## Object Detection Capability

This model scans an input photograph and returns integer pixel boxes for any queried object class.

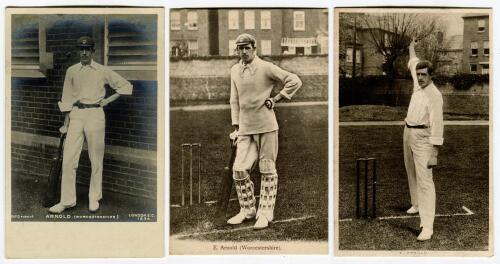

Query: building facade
[340,26,388,77]
[170,8,328,57]
[462,14,490,74]
[169,9,219,57]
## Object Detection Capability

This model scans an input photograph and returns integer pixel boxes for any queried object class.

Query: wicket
[355,158,377,219]
[181,143,202,206]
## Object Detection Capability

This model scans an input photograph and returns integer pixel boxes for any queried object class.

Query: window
[170,41,181,57]
[293,11,305,31]
[187,11,198,30]
[244,11,255,29]
[171,11,181,30]
[481,64,489,74]
[188,40,198,56]
[228,10,239,30]
[261,40,271,55]
[346,48,361,63]
[483,41,489,56]
[296,47,305,55]
[106,15,157,80]
[261,11,271,29]
[229,40,236,55]
[478,19,486,32]
[470,64,477,73]
[12,18,39,69]
[11,14,51,78]
[471,42,478,56]
[107,15,157,66]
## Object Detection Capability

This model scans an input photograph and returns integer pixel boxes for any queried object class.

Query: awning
[281,37,317,47]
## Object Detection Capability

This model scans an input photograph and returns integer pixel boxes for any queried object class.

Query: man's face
[416,68,432,88]
[237,43,255,64]
[79,46,94,65]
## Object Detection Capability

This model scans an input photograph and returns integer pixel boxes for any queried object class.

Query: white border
[0,0,498,263]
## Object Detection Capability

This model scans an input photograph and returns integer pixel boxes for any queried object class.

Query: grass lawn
[338,125,489,251]
[170,104,328,241]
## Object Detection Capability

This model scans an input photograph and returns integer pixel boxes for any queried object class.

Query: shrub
[448,74,489,90]
[339,75,390,90]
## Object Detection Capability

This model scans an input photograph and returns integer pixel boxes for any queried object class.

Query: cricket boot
[417,228,433,241]
[255,159,278,230]
[406,206,419,214]
[227,171,256,225]
[49,202,76,214]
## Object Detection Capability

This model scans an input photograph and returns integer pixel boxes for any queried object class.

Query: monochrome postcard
[169,8,329,254]
[334,7,492,256]
[5,7,164,258]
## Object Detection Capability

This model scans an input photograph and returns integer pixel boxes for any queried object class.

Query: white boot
[227,207,256,225]
[406,206,419,214]
[255,172,278,229]
[417,228,433,241]
[253,215,270,230]
[228,173,256,225]
[48,202,76,214]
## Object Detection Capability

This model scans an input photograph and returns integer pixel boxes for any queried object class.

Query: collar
[239,56,260,76]
[417,81,434,91]
[79,60,98,70]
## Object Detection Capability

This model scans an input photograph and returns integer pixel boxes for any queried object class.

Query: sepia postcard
[5,7,165,258]
[334,7,492,256]
[169,7,329,254]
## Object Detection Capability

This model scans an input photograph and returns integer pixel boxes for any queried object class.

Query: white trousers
[233,131,278,173]
[403,126,436,229]
[60,107,105,205]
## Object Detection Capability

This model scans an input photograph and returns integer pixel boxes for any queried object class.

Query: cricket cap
[77,36,94,48]
[235,33,256,47]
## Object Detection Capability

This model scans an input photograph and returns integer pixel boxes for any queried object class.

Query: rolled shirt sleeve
[267,64,302,100]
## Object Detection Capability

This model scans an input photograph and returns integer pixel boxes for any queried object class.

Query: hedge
[340,74,489,91]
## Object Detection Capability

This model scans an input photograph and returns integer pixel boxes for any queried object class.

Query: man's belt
[406,123,428,129]
[74,101,100,109]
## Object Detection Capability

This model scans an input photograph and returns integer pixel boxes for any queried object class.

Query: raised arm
[408,38,420,90]
[409,38,417,60]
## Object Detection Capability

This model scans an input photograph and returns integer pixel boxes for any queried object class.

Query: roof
[462,14,489,19]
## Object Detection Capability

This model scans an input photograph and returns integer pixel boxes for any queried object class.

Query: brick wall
[10,16,158,199]
[462,15,490,73]
[282,9,326,38]
[218,9,284,56]
[11,137,157,199]
[170,55,328,103]
[170,9,211,56]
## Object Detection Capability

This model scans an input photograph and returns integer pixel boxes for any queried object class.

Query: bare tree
[361,13,440,78]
